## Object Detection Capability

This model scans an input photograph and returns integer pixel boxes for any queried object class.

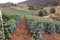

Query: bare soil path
[8,17,32,40]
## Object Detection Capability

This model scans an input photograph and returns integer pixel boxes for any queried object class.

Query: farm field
[0,7,60,40]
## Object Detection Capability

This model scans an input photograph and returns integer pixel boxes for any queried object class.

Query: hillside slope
[18,0,60,6]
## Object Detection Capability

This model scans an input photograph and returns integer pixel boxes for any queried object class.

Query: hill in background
[18,0,60,7]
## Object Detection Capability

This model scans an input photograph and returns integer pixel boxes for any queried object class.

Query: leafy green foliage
[0,22,4,40]
[50,7,55,13]
[38,10,48,16]
[0,7,60,40]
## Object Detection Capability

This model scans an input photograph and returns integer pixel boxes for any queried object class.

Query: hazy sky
[0,0,26,3]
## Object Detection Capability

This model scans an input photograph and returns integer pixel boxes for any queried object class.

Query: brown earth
[50,16,60,21]
[8,17,32,40]
[42,32,60,40]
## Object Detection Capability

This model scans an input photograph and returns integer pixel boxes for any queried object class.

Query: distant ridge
[18,0,60,6]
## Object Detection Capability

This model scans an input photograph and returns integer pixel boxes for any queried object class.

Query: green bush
[38,10,48,16]
[50,7,55,13]
[0,22,4,40]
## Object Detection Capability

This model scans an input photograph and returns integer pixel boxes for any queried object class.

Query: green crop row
[0,7,60,40]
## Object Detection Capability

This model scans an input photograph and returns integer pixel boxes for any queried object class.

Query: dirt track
[8,17,32,40]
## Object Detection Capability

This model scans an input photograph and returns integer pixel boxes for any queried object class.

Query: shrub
[38,11,44,16]
[43,10,48,16]
[38,10,48,16]
[50,7,55,13]
[28,5,35,10]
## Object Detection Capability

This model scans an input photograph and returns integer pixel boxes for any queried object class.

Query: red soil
[8,17,32,40]
[42,32,60,40]
[50,17,60,21]
[8,17,60,40]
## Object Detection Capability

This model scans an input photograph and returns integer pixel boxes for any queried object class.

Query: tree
[28,5,35,10]
[50,7,55,13]
[38,11,43,17]
[51,0,58,6]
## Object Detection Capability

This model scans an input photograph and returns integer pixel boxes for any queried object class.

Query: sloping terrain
[18,0,60,6]
[1,7,60,40]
